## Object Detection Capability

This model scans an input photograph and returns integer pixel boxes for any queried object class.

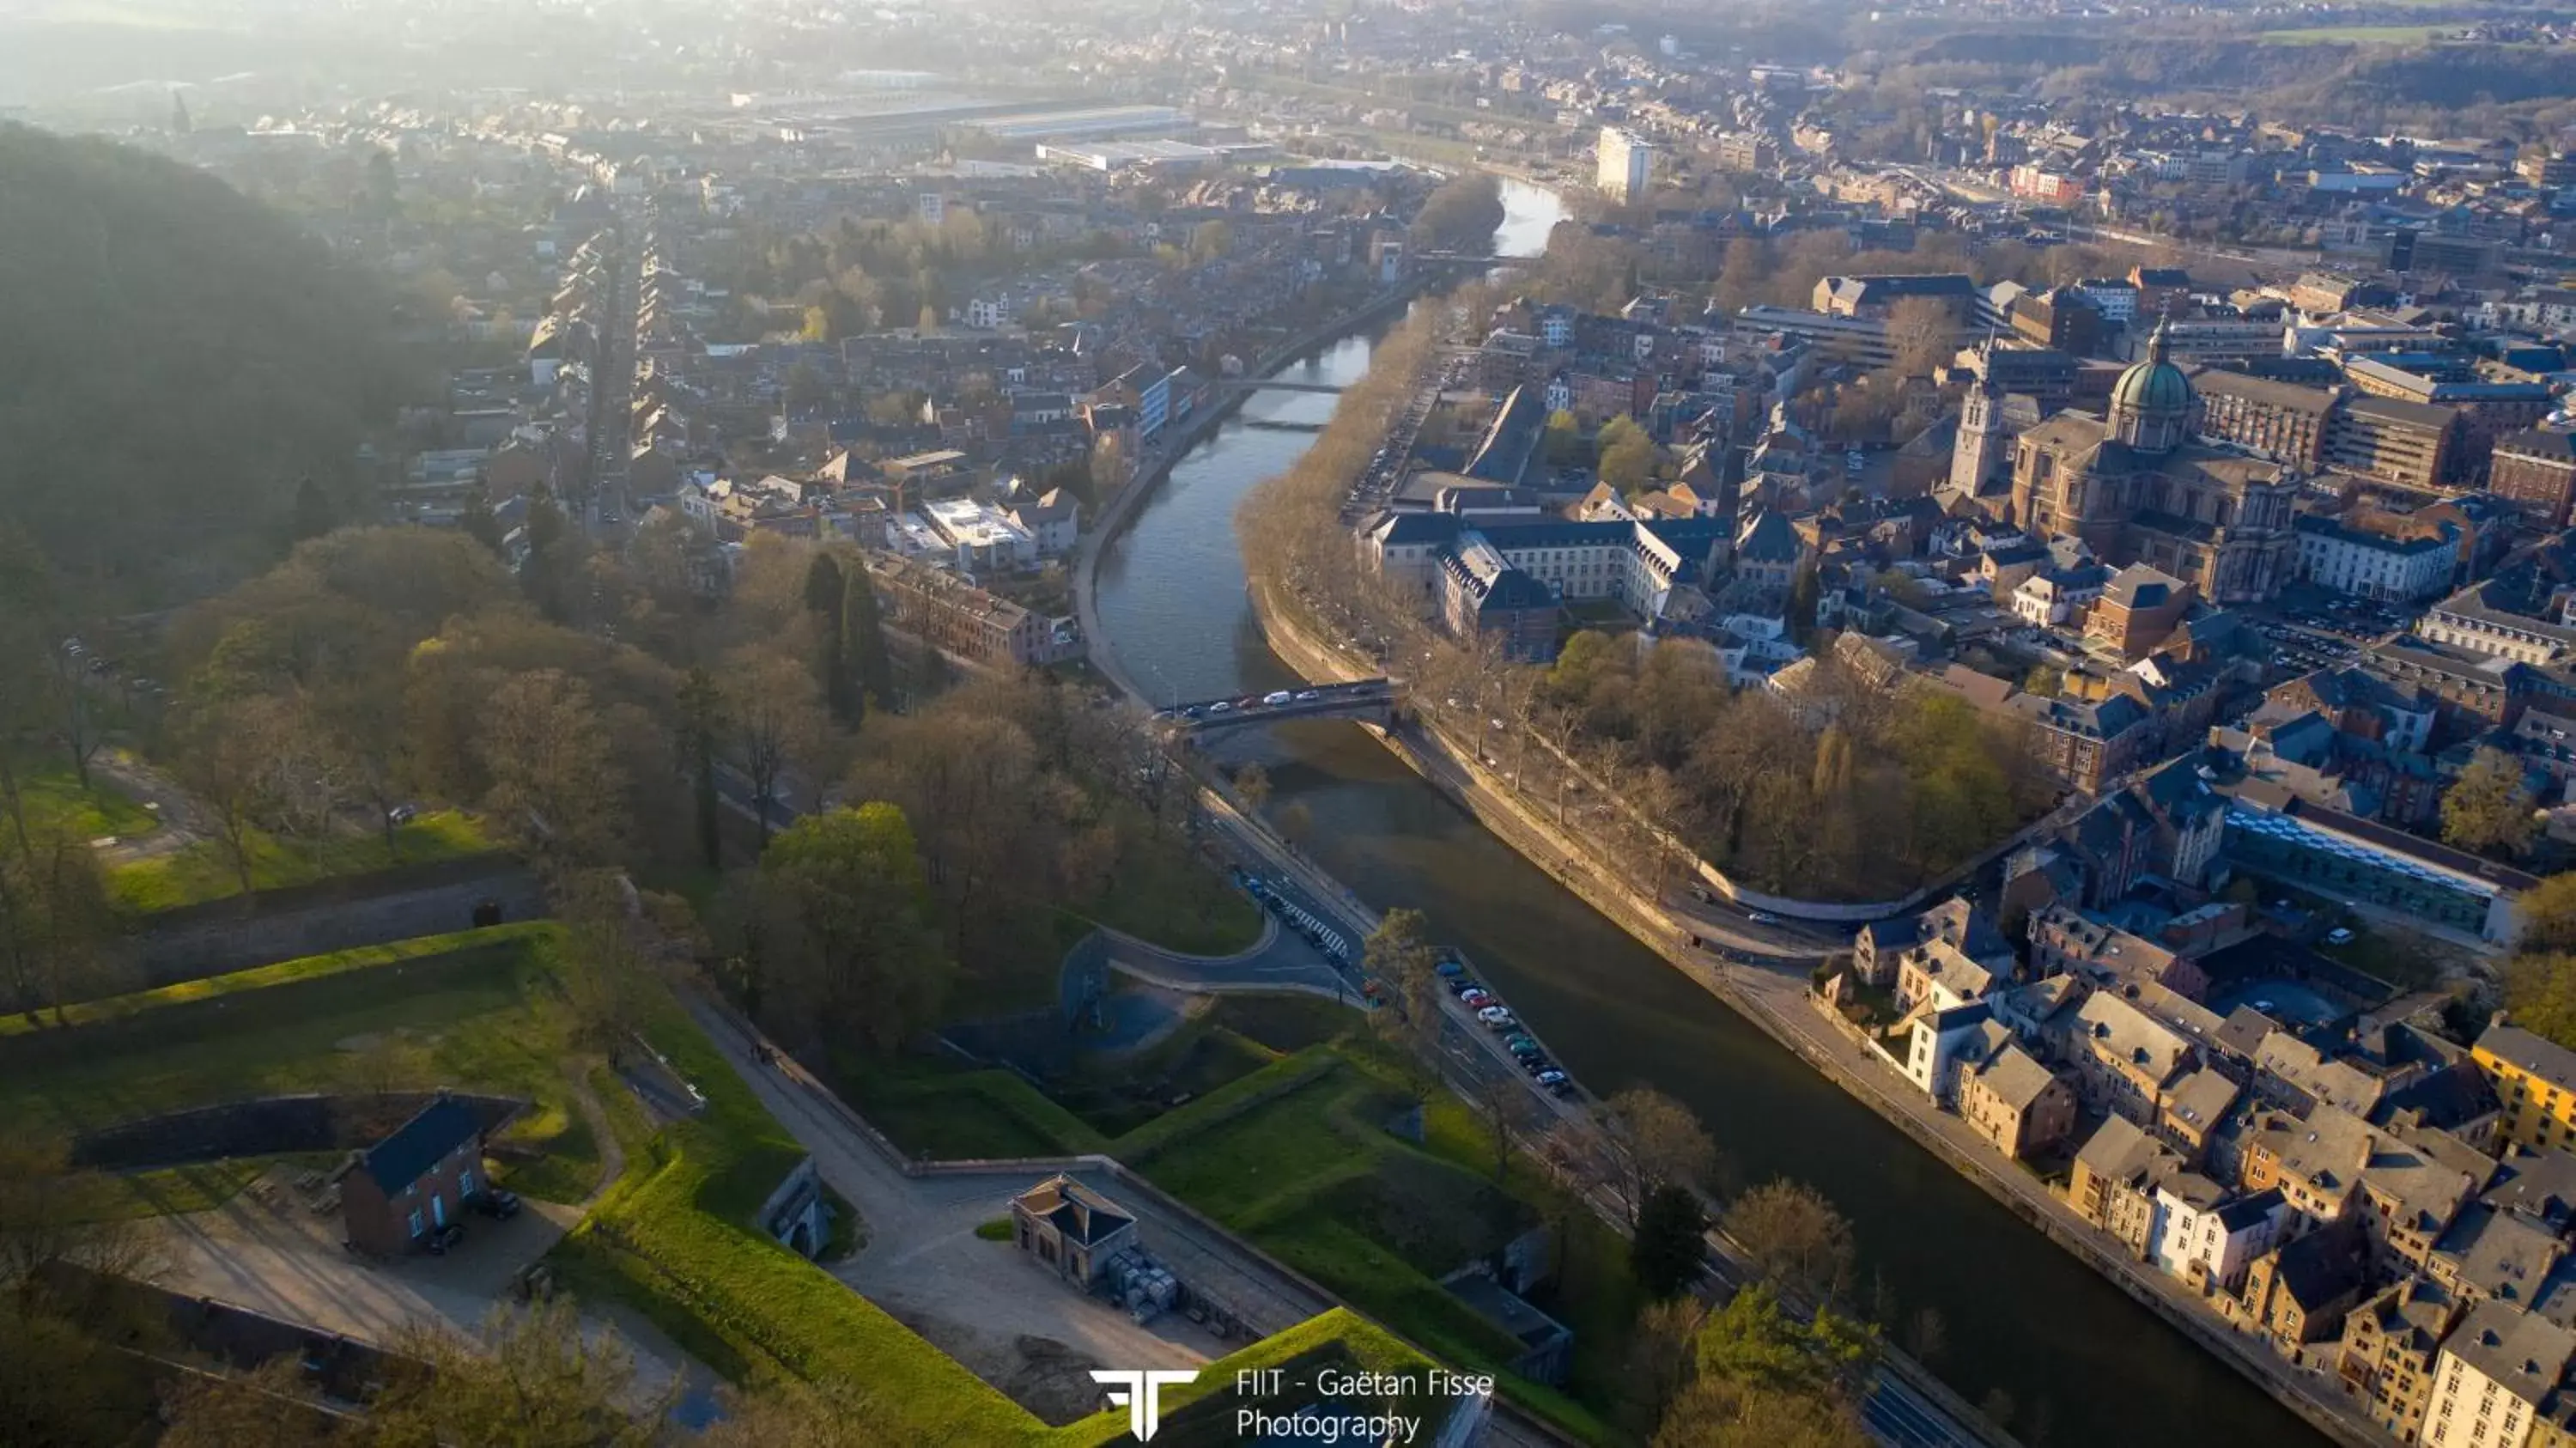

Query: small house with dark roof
[339,1095,489,1256]
[1010,1175,1139,1288]
[2241,1221,2371,1359]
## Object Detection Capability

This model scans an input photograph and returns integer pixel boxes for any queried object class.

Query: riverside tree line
[1236,293,2050,903]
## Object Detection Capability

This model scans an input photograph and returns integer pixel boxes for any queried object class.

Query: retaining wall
[70,1091,525,1172]
[129,857,541,992]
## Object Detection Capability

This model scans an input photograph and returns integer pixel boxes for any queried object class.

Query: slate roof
[2433,1205,2564,1304]
[2482,1025,2576,1096]
[2498,430,2576,464]
[1012,1175,1134,1246]
[1735,508,1804,564]
[2442,1301,2576,1404]
[358,1096,483,1196]
[1971,1044,2063,1112]
[2267,1222,2368,1311]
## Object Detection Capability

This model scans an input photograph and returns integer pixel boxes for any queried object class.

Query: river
[1089,176,2318,1448]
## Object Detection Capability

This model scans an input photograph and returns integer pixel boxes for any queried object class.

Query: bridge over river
[1153,677,1397,733]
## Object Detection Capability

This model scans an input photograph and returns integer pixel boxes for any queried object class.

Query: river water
[1089,176,2317,1448]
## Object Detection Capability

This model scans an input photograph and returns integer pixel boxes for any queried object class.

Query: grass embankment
[846,995,1352,1158]
[548,998,1042,1444]
[3,925,602,1204]
[15,760,158,840]
[0,922,553,1038]
[847,993,1623,1444]
[1140,1047,1625,1444]
[1082,843,1266,959]
[107,809,499,913]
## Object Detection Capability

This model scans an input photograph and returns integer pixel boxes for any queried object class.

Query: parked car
[425,1223,466,1255]
[1459,989,1494,1007]
[2324,927,2354,946]
[1519,1055,1554,1076]
[1534,1068,1568,1086]
[1448,977,1481,997]
[1477,1006,1513,1026]
[1504,1035,1540,1056]
[1546,1078,1577,1098]
[472,1189,522,1220]
[1434,960,1466,979]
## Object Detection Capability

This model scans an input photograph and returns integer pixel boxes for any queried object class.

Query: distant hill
[0,122,408,601]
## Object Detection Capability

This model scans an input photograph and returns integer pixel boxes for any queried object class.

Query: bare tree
[724,645,831,853]
[554,870,654,1065]
[170,694,301,901]
[1599,1087,1720,1226]
[1234,761,1273,814]
[1724,1177,1857,1309]
[361,1299,674,1448]
[1885,295,1961,379]
[477,669,629,872]
[1472,1067,1527,1185]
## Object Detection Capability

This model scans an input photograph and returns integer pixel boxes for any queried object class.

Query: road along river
[1088,175,2322,1448]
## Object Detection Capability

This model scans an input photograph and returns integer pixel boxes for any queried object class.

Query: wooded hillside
[0,124,408,600]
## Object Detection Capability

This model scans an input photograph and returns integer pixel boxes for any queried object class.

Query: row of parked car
[1434,958,1575,1098]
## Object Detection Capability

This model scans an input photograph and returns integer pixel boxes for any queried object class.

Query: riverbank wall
[1074,273,1443,706]
[1245,581,2388,1448]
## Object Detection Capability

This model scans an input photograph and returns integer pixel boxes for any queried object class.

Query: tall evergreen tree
[289,476,336,542]
[459,483,505,557]
[677,666,726,870]
[841,563,895,712]
[520,484,570,621]
[803,552,856,722]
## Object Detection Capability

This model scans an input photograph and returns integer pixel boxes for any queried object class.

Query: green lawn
[1049,1013,1281,1138]
[824,1013,1632,1441]
[1083,839,1265,958]
[12,760,157,842]
[106,809,499,913]
[3,927,601,1205]
[1134,1046,1622,1445]
[546,998,1044,1443]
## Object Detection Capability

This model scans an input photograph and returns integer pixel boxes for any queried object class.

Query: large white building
[2148,1178,2284,1293]
[2423,1302,2576,1448]
[1597,127,1653,204]
[2293,515,2458,603]
[922,497,1038,574]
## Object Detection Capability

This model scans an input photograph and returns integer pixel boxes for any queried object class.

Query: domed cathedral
[2107,319,2193,452]
[2002,316,2301,605]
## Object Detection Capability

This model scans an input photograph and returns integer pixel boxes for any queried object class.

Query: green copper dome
[2111,316,2193,417]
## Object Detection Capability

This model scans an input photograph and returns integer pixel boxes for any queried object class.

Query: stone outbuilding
[1010,1175,1139,1288]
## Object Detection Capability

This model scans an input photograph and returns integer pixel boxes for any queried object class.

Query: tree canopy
[0,124,410,601]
